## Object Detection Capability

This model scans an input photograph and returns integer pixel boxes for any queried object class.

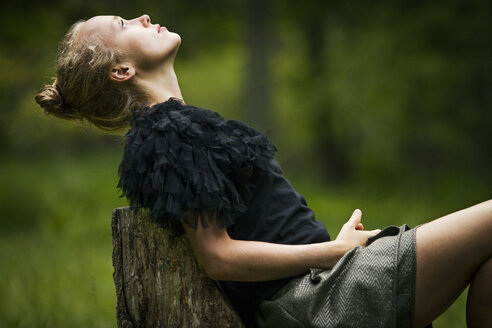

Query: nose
[138,14,151,27]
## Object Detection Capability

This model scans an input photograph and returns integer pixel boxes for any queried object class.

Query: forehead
[78,15,117,40]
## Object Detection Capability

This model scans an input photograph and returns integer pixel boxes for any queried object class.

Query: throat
[138,67,184,105]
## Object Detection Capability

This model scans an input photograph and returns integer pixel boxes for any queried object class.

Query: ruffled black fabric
[117,98,277,229]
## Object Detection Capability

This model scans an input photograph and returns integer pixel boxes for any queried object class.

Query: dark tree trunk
[298,2,351,184]
[111,207,245,328]
[244,0,272,133]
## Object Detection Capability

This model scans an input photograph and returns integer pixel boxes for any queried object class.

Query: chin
[166,36,181,62]
[170,33,181,53]
[170,32,181,46]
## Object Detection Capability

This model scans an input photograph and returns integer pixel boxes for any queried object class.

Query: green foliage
[177,44,245,118]
[0,151,126,327]
[269,0,491,183]
[0,0,489,327]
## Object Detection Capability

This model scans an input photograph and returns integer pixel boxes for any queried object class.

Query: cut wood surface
[111,206,245,328]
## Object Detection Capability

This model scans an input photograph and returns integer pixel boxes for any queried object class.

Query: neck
[136,64,184,105]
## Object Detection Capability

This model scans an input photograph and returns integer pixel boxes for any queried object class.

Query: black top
[118,99,331,327]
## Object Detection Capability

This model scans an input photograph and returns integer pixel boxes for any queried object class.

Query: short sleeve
[117,99,277,229]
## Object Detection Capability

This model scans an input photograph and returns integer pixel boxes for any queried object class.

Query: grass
[0,149,127,328]
[0,149,487,327]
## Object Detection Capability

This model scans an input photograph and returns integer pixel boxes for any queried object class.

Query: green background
[0,0,490,327]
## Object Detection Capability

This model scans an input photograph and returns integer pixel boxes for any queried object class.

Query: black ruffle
[117,98,277,229]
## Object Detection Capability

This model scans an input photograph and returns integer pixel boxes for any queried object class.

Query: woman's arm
[182,209,380,282]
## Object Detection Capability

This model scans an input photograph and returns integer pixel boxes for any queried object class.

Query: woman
[35,15,491,328]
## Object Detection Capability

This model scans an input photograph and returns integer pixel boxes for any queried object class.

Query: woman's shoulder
[118,99,277,229]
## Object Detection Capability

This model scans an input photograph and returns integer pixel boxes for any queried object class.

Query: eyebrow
[112,16,120,29]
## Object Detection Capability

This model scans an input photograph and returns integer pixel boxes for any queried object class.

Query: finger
[348,209,362,227]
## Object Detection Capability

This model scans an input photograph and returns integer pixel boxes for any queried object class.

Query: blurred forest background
[0,0,490,327]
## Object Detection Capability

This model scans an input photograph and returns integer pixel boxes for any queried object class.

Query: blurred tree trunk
[470,0,492,173]
[244,0,272,133]
[297,1,351,183]
[111,207,244,328]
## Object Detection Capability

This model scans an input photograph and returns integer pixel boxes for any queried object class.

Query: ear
[109,63,136,83]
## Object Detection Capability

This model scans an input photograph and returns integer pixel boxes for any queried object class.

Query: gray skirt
[255,225,420,328]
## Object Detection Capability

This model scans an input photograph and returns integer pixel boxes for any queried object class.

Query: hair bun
[35,83,82,121]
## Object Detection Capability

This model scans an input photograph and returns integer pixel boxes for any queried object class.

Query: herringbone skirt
[255,225,418,328]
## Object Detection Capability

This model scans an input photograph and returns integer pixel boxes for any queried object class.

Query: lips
[157,24,161,33]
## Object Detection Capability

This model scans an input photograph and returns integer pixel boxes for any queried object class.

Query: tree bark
[111,207,245,328]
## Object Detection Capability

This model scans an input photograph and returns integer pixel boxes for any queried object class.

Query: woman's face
[79,14,181,71]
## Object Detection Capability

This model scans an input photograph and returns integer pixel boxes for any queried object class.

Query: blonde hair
[35,20,148,131]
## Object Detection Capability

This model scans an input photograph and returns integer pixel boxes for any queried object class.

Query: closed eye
[120,19,126,29]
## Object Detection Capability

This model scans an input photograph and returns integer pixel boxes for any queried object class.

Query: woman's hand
[335,209,381,253]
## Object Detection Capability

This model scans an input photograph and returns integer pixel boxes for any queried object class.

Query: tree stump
[111,207,245,328]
